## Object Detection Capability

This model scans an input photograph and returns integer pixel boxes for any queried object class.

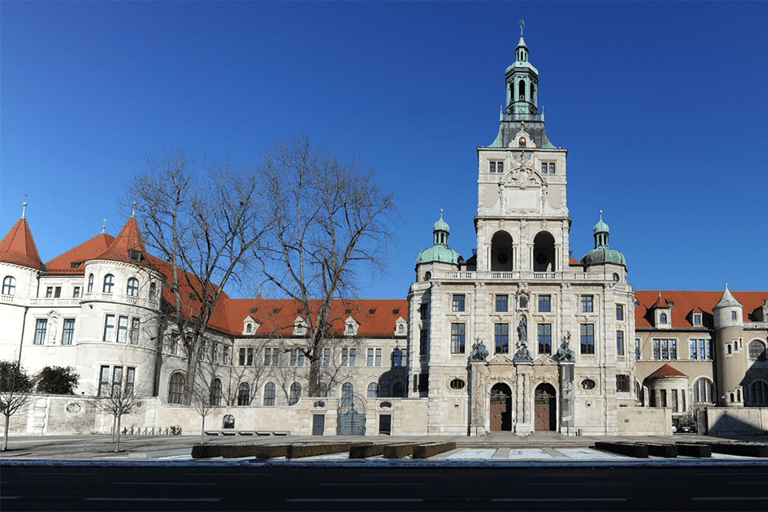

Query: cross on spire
[519,19,525,36]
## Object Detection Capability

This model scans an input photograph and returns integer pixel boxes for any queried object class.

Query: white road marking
[288,498,423,502]
[692,497,768,501]
[493,498,627,502]
[528,482,631,487]
[319,483,426,486]
[112,482,216,486]
[87,497,221,502]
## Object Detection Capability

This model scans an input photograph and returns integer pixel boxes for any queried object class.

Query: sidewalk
[1,431,763,463]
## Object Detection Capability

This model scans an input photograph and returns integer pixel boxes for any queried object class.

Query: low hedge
[191,443,289,459]
[287,442,370,459]
[646,444,677,458]
[676,443,712,458]
[350,443,389,459]
[413,442,457,459]
[710,442,768,458]
[593,442,648,458]
[383,443,417,459]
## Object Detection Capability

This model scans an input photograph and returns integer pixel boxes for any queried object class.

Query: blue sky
[2,1,767,300]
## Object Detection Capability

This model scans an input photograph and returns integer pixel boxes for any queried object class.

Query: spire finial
[519,19,525,36]
[102,219,107,234]
[21,202,27,219]
[131,201,137,218]
[440,208,444,217]
[599,209,603,220]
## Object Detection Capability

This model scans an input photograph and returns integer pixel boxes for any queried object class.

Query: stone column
[559,361,575,435]
[469,362,488,436]
[514,362,534,434]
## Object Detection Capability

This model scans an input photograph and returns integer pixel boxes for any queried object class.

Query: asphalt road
[3,463,768,511]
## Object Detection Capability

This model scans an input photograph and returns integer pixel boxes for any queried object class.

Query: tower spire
[21,202,27,219]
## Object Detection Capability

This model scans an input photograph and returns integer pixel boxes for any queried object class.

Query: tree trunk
[307,356,320,397]
[2,415,9,452]
[115,414,122,453]
[201,414,206,444]
[112,414,117,442]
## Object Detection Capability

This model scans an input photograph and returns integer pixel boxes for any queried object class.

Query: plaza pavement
[2,431,767,463]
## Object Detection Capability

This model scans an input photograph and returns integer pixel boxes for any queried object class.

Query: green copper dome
[580,212,627,267]
[417,211,462,266]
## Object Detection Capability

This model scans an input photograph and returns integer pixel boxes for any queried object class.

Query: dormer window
[246,324,252,333]
[693,313,702,326]
[659,312,668,324]
[346,324,354,334]
[129,249,143,263]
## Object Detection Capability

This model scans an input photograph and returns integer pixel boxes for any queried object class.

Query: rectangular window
[130,318,140,345]
[54,286,61,298]
[103,315,115,342]
[125,367,135,396]
[490,162,496,173]
[375,348,382,366]
[117,316,128,343]
[580,324,595,354]
[323,348,331,367]
[541,162,548,174]
[34,318,48,345]
[169,335,178,355]
[367,348,374,366]
[247,347,254,366]
[495,294,508,312]
[635,338,641,360]
[264,348,278,366]
[239,348,246,366]
[690,339,697,360]
[342,348,349,366]
[655,339,676,360]
[349,348,356,366]
[452,294,465,312]
[222,346,229,365]
[653,339,661,360]
[419,304,429,320]
[616,374,630,392]
[494,323,509,354]
[211,343,217,363]
[672,389,679,412]
[46,287,53,298]
[73,287,81,298]
[659,389,667,408]
[99,366,110,397]
[617,331,625,356]
[62,319,75,345]
[538,323,552,355]
[538,295,551,312]
[549,162,555,174]
[691,339,710,360]
[670,339,677,359]
[497,162,503,173]
[705,339,712,359]
[451,323,466,354]
[581,295,594,313]
[420,329,428,355]
[199,341,206,360]
[616,304,624,321]
[693,313,702,325]
[112,366,123,396]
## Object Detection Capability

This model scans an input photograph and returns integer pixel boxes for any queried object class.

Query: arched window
[533,231,556,272]
[659,313,668,324]
[2,276,16,296]
[222,414,235,429]
[518,79,526,100]
[210,378,222,406]
[490,231,514,272]
[317,382,328,398]
[168,372,185,404]
[748,381,768,405]
[692,378,714,403]
[392,382,405,398]
[149,282,157,302]
[289,382,302,405]
[103,274,114,293]
[367,382,379,398]
[87,274,94,294]
[263,382,275,406]
[749,340,767,361]
[342,382,354,399]
[127,278,139,296]
[237,382,250,406]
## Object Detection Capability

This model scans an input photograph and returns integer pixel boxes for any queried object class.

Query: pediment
[533,354,558,366]
[489,354,515,365]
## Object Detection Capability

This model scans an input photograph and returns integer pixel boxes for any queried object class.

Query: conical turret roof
[93,217,151,266]
[0,208,45,271]
[715,284,742,309]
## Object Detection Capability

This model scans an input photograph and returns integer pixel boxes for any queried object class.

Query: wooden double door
[534,383,557,431]
[490,383,512,431]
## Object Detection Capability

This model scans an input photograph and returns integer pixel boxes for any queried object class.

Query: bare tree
[127,152,268,404]
[258,136,397,396]
[192,387,215,444]
[0,361,34,452]
[88,384,145,453]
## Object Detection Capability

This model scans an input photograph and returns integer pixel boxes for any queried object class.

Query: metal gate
[337,392,366,435]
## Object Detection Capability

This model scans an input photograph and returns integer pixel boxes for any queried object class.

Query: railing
[441,270,629,284]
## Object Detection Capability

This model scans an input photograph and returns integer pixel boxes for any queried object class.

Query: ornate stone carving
[470,340,489,362]
[556,331,576,362]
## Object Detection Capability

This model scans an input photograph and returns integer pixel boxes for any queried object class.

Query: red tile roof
[635,290,768,328]
[0,218,45,271]
[46,233,115,274]
[93,217,151,266]
[647,363,687,379]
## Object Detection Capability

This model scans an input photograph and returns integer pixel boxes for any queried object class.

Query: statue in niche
[517,316,527,342]
[513,316,532,362]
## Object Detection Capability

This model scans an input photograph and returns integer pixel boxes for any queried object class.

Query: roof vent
[71,262,81,268]
[369,309,376,315]
[273,308,281,314]
[345,309,352,314]
[392,309,400,314]
[250,308,258,314]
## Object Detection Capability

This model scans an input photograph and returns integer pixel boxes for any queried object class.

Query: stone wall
[707,407,768,436]
[617,407,672,435]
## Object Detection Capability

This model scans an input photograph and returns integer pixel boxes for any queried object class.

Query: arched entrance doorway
[534,383,557,431]
[490,383,512,431]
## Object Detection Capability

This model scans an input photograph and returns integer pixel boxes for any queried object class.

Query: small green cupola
[416,210,462,266]
[580,211,627,267]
